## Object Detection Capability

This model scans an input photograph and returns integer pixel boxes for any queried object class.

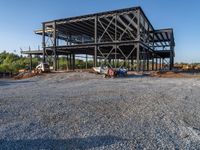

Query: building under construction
[22,6,175,71]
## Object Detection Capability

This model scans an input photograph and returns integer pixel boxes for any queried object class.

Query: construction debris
[92,66,127,78]
[92,66,108,75]
[150,71,200,78]
[14,70,38,80]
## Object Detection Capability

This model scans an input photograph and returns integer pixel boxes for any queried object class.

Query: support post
[73,53,75,71]
[30,54,32,71]
[66,54,69,71]
[142,49,145,71]
[136,44,140,71]
[108,58,111,66]
[117,59,119,68]
[152,57,154,70]
[123,58,126,67]
[159,58,162,70]
[131,53,133,71]
[156,58,158,71]
[152,30,155,71]
[170,51,174,70]
[53,21,57,71]
[57,55,59,70]
[169,32,174,70]
[86,54,88,69]
[94,15,98,67]
[28,46,32,71]
[147,50,149,71]
[136,9,141,72]
[69,54,72,70]
[42,23,46,63]
[114,14,117,69]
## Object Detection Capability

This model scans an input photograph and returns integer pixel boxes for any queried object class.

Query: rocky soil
[0,72,200,149]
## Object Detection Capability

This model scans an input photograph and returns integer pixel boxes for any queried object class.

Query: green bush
[0,51,41,73]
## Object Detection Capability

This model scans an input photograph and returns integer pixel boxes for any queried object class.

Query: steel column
[136,9,141,72]
[29,54,32,71]
[42,23,46,62]
[57,55,59,70]
[69,53,72,70]
[131,54,133,71]
[53,21,57,71]
[159,58,162,70]
[94,15,98,67]
[152,57,154,70]
[147,50,149,71]
[156,57,158,71]
[86,54,88,69]
[170,51,173,70]
[114,14,117,69]
[72,53,75,70]
[66,54,69,71]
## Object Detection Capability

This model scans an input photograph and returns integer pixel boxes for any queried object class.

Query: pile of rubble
[150,71,200,78]
[13,70,40,80]
[92,66,127,78]
[14,62,51,80]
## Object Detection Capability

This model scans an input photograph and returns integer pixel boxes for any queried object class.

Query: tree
[0,51,28,73]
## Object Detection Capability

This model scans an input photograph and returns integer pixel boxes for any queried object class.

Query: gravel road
[0,72,200,149]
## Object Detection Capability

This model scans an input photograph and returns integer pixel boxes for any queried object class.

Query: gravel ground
[0,72,200,149]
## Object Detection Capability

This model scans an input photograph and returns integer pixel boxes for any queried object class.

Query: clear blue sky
[0,0,199,62]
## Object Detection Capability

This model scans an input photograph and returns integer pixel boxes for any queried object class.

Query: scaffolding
[22,6,175,71]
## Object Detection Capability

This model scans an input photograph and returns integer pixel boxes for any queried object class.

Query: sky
[0,0,199,63]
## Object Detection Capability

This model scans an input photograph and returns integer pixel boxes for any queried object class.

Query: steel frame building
[22,6,175,71]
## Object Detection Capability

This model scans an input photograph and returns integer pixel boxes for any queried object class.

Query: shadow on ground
[117,74,150,79]
[0,135,127,149]
[0,80,34,86]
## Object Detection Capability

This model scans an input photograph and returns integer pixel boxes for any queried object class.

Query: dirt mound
[14,71,39,80]
[151,71,200,78]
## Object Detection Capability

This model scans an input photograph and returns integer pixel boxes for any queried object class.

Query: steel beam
[98,17,115,42]
[117,16,136,40]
